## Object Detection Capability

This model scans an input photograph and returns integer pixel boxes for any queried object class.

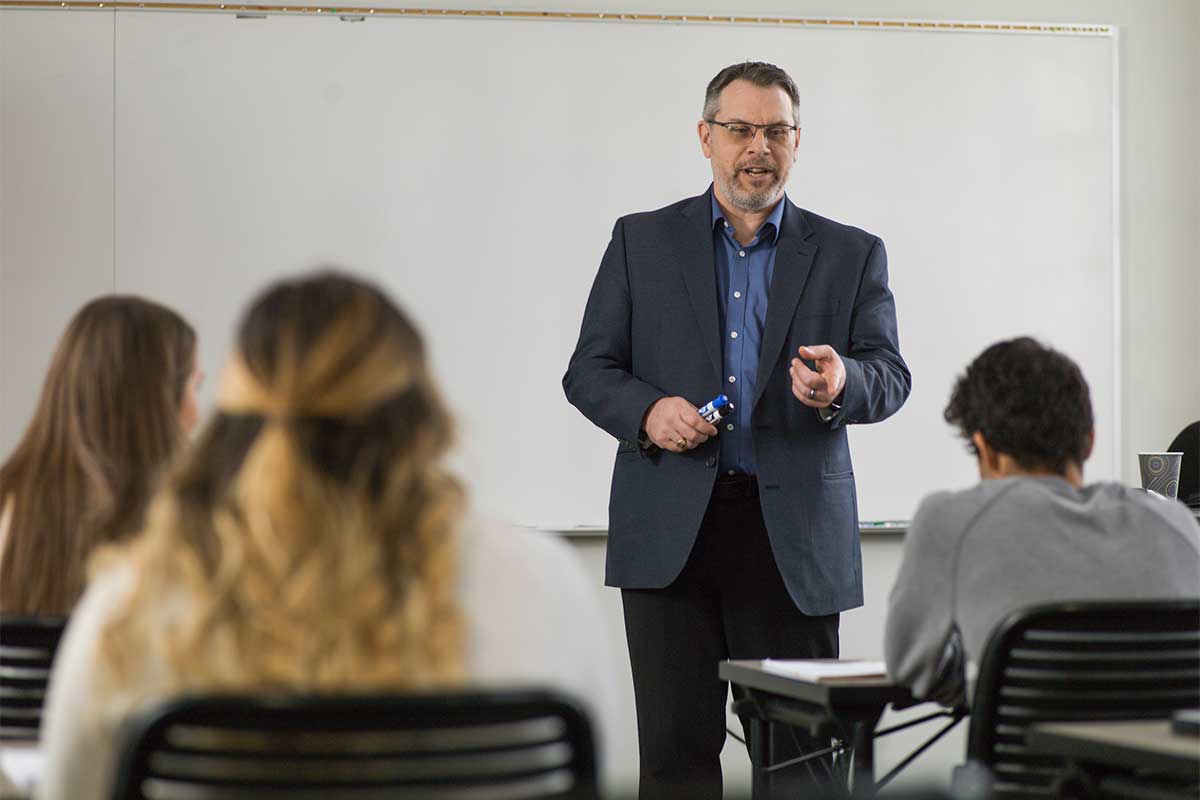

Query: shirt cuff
[817,395,843,423]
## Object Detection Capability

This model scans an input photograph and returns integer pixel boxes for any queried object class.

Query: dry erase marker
[697,394,730,424]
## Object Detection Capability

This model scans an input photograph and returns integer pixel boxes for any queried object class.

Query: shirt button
[734,291,742,299]
[728,470,737,476]
[705,456,716,467]
[730,331,738,339]
[738,250,746,257]
[726,423,735,431]
[728,376,736,383]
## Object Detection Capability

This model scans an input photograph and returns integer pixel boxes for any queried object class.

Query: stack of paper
[761,659,889,683]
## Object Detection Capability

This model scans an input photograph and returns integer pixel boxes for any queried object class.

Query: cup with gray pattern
[1138,452,1183,499]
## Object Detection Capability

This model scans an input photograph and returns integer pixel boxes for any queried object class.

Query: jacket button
[705,456,716,468]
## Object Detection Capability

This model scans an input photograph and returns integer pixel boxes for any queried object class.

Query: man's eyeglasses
[706,120,799,145]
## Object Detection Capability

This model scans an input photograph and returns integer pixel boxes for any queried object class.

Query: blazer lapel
[677,195,722,381]
[753,201,816,411]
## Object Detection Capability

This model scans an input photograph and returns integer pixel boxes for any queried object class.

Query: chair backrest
[0,615,68,741]
[965,599,1200,798]
[111,689,598,800]
[1166,420,1199,507]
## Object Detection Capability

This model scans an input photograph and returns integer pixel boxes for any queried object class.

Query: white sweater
[37,520,617,800]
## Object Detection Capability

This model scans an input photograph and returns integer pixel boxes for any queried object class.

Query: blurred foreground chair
[110,688,598,799]
[960,599,1200,799]
[0,616,68,741]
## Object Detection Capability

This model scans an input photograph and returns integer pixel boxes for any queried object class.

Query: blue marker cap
[697,394,730,421]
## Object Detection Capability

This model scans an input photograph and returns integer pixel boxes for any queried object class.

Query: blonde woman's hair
[98,272,464,701]
[0,295,195,615]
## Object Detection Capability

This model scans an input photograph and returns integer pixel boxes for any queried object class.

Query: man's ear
[698,120,713,159]
[1082,429,1095,461]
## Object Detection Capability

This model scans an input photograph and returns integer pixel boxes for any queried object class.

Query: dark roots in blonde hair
[100,271,465,697]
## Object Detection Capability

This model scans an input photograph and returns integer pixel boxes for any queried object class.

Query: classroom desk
[719,660,917,799]
[1026,720,1200,798]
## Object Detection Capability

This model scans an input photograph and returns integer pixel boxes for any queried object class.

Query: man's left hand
[791,344,845,408]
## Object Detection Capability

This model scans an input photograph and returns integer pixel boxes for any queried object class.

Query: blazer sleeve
[829,236,910,429]
[562,219,667,445]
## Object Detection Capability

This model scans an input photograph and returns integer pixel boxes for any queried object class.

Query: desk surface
[720,660,926,799]
[719,660,914,713]
[1027,720,1200,780]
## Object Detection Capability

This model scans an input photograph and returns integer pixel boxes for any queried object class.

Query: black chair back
[0,615,67,741]
[1166,420,1199,507]
[966,599,1200,798]
[111,689,598,799]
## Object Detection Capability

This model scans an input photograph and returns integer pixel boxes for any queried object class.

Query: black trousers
[621,477,840,799]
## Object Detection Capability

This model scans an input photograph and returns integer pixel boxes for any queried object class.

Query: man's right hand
[642,397,719,453]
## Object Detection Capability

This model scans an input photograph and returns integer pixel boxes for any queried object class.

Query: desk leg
[750,718,841,799]
[849,712,884,799]
[748,716,771,799]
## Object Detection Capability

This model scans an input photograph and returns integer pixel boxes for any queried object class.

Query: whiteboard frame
[0,2,1115,36]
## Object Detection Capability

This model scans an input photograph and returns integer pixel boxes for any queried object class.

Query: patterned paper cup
[1138,452,1183,499]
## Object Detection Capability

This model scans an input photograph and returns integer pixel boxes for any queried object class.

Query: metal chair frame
[965,599,1200,799]
[110,688,599,800]
[0,615,68,741]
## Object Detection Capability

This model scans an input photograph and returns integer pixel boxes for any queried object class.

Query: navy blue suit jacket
[563,191,910,615]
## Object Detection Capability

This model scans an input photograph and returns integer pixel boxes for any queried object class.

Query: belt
[711,473,758,501]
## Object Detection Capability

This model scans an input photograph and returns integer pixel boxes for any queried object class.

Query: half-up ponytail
[97,272,465,703]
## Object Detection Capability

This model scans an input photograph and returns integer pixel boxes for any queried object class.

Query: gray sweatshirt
[884,476,1200,706]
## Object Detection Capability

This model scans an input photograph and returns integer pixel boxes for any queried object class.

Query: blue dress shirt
[712,190,786,476]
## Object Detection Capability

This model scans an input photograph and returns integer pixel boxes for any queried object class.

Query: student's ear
[1082,429,1095,461]
[972,432,1001,478]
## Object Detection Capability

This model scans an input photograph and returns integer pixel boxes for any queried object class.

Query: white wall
[1,1,1196,797]
[0,11,115,434]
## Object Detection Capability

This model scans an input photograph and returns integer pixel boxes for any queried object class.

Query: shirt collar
[710,187,787,244]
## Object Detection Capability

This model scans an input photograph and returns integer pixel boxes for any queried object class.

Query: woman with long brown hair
[0,295,199,616]
[39,272,614,799]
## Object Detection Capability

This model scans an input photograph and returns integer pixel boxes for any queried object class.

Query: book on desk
[760,658,889,683]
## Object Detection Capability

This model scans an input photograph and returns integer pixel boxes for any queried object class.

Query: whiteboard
[1,10,1117,525]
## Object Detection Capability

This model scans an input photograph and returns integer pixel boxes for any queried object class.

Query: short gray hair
[702,61,801,127]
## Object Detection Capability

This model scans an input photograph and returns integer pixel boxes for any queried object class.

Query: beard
[714,164,786,212]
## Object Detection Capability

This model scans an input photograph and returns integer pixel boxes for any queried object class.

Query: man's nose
[745,127,770,152]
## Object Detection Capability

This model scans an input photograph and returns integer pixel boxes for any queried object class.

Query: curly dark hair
[944,337,1093,474]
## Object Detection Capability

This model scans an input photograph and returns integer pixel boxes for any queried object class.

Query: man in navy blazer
[564,62,910,798]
